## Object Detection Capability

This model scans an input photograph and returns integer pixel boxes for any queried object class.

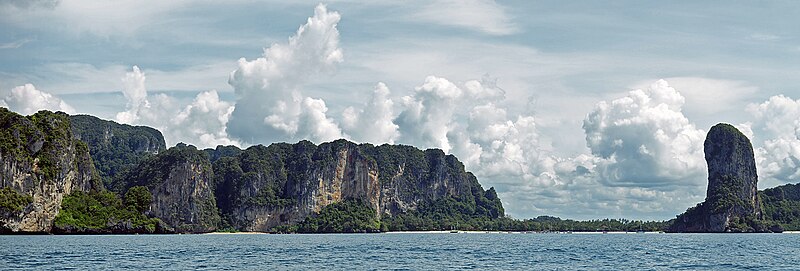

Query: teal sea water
[1,233,798,270]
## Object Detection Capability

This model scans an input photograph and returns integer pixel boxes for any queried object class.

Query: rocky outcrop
[70,115,165,190]
[669,123,766,232]
[120,144,219,233]
[212,139,501,232]
[0,109,100,233]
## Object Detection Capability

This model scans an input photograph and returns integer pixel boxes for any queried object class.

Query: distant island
[1,108,799,234]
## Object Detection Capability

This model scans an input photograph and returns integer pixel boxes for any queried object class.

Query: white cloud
[632,77,758,117]
[746,95,800,187]
[412,0,518,35]
[0,83,75,115]
[173,90,238,147]
[583,79,707,188]
[465,79,711,220]
[395,76,464,153]
[341,82,400,144]
[116,66,148,124]
[227,3,345,144]
[115,66,238,148]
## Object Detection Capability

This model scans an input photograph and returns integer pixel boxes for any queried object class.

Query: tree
[125,186,152,213]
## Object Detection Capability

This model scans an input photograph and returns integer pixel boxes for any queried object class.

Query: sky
[2,0,800,220]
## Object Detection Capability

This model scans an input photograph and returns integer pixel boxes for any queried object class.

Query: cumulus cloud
[746,95,800,187]
[227,3,344,144]
[0,83,75,115]
[116,66,149,124]
[583,79,707,188]
[173,90,238,147]
[456,79,711,220]
[632,77,758,117]
[395,76,464,153]
[115,66,238,148]
[389,75,552,187]
[342,82,399,144]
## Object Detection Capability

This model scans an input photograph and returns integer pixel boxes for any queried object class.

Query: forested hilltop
[4,110,800,233]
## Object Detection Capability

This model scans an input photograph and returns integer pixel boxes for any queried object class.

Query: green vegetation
[274,193,666,233]
[53,189,163,233]
[70,115,165,190]
[0,108,39,165]
[212,143,301,227]
[380,195,665,232]
[382,190,504,231]
[117,143,209,190]
[204,145,242,163]
[0,109,76,182]
[116,143,220,232]
[761,182,800,231]
[360,143,428,184]
[29,111,73,180]
[0,187,33,214]
[124,186,152,213]
[706,175,747,213]
[294,200,381,233]
[709,123,747,140]
[671,197,780,233]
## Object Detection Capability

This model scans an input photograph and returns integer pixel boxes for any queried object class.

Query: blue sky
[3,0,800,220]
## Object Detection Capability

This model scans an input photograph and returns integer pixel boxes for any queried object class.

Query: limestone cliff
[669,123,765,232]
[1,110,502,234]
[120,144,219,233]
[0,109,100,233]
[212,139,502,232]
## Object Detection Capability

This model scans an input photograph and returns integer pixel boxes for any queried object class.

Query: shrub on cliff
[124,186,152,213]
[0,187,32,214]
[296,199,381,233]
[53,190,162,233]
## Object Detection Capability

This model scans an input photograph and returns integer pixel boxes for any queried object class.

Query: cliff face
[121,144,219,233]
[1,110,501,234]
[213,139,501,232]
[0,109,100,233]
[703,123,761,231]
[669,123,764,232]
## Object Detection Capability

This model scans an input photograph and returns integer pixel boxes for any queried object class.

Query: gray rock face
[219,140,486,232]
[120,144,219,233]
[149,161,218,233]
[0,110,100,233]
[669,123,763,232]
[704,123,761,231]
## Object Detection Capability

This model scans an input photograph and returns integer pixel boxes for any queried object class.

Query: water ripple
[1,233,799,270]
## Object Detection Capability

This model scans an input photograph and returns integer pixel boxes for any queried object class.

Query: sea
[1,232,798,270]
